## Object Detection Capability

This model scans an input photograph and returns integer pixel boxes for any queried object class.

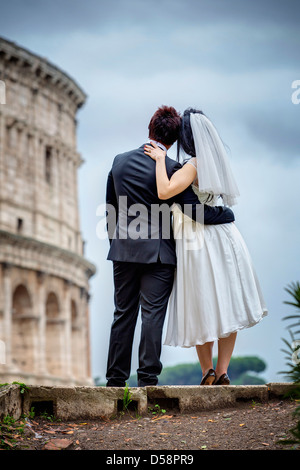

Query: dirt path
[9,398,298,452]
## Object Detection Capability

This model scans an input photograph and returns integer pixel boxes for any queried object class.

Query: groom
[105,105,235,387]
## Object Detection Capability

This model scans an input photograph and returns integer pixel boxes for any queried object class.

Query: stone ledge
[0,230,96,280]
[147,384,269,413]
[22,385,148,420]
[0,383,298,421]
[0,383,23,420]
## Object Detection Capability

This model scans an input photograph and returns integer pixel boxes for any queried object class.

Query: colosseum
[0,37,96,386]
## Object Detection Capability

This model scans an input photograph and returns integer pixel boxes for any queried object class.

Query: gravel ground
[11,398,299,452]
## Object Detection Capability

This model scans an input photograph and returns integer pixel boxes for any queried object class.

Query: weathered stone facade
[0,37,96,386]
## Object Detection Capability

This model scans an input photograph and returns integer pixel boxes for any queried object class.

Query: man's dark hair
[148,105,181,146]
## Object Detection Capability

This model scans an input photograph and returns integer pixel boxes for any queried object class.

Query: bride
[144,108,268,385]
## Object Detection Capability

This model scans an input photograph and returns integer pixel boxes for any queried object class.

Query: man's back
[106,144,235,265]
[112,145,163,207]
[106,144,179,264]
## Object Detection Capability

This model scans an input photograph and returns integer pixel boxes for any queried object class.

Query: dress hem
[163,309,268,348]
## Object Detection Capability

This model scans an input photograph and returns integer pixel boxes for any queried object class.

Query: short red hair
[148,105,181,146]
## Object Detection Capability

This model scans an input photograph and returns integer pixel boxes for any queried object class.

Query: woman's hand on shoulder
[144,142,166,161]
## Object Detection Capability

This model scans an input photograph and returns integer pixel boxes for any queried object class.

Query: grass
[122,383,133,411]
[0,415,26,450]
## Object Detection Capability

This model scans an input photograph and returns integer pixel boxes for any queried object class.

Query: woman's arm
[144,143,197,200]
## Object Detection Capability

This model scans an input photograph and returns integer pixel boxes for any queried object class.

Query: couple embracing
[105,106,267,387]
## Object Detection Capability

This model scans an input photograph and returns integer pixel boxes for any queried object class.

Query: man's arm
[106,169,118,242]
[175,185,235,224]
[168,161,235,225]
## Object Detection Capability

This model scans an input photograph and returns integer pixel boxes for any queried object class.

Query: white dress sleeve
[185,157,197,169]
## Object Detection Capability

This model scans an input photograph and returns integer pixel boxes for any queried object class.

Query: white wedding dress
[164,177,268,348]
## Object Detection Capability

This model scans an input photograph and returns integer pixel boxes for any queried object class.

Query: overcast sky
[0,0,299,383]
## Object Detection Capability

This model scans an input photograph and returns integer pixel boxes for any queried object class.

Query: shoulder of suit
[114,146,144,160]
[114,150,132,161]
[111,147,182,170]
[112,148,138,166]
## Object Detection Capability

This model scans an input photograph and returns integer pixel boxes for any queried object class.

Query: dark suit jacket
[106,144,235,265]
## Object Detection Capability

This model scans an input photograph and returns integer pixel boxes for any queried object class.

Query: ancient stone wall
[0,37,96,386]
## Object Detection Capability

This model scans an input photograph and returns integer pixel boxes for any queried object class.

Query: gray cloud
[0,0,299,75]
[1,0,299,31]
[245,108,300,161]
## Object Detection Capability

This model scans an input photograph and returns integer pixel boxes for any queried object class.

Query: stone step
[0,383,297,421]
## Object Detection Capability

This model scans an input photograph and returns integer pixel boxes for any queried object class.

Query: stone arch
[12,284,31,316]
[11,284,38,372]
[11,277,34,308]
[45,291,63,377]
[46,291,60,319]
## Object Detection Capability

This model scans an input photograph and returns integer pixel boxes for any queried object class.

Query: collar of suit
[148,140,168,153]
